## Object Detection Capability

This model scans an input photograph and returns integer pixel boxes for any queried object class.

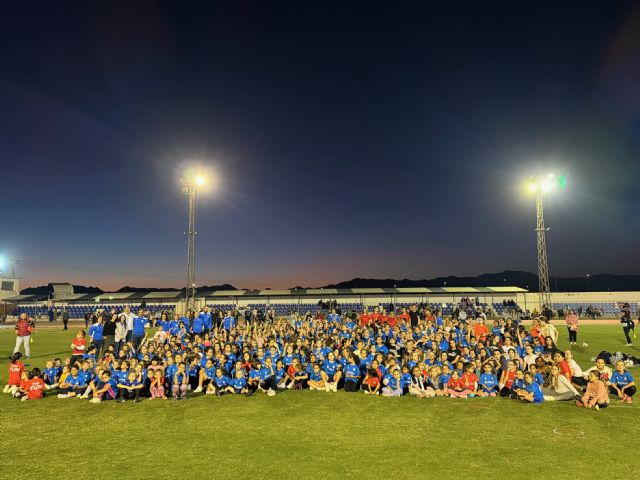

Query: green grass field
[0,325,638,480]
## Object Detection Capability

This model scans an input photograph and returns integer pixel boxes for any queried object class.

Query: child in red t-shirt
[70,330,88,367]
[3,352,25,395]
[363,368,380,395]
[447,370,467,398]
[19,368,45,401]
[461,364,479,398]
[13,371,30,398]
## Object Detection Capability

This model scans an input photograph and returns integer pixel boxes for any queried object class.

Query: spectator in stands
[13,313,34,360]
[565,309,579,345]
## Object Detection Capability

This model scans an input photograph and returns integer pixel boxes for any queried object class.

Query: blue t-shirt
[230,377,247,391]
[66,374,86,388]
[223,316,236,330]
[191,316,204,333]
[132,316,150,336]
[344,364,360,381]
[213,375,230,388]
[526,381,544,403]
[479,373,498,391]
[88,323,104,341]
[610,371,634,388]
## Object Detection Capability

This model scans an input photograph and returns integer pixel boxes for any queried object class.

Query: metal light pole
[527,174,565,311]
[535,188,551,308]
[180,174,206,311]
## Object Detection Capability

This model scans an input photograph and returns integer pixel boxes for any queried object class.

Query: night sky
[1,1,639,290]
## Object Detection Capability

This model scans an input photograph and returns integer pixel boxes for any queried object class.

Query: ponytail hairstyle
[10,352,22,363]
[30,367,42,379]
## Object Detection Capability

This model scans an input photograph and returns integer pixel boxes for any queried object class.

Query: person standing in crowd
[61,308,69,330]
[13,313,34,360]
[408,305,420,327]
[619,303,635,346]
[132,309,150,347]
[565,309,579,345]
[88,315,105,359]
[102,313,117,352]
[120,306,135,343]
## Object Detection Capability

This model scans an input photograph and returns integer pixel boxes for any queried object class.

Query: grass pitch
[0,325,638,480]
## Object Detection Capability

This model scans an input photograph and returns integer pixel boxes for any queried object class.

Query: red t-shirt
[359,314,371,327]
[473,324,489,341]
[72,337,87,355]
[380,315,389,324]
[8,361,24,386]
[448,377,464,390]
[461,372,479,390]
[397,313,410,324]
[370,313,381,324]
[366,376,380,388]
[558,360,572,379]
[26,378,45,399]
[503,370,516,389]
[387,316,397,327]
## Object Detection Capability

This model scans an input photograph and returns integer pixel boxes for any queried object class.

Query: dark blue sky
[1,1,639,290]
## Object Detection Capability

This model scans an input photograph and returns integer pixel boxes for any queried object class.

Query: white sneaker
[89,398,101,404]
[57,394,69,399]
[332,383,338,392]
[193,387,203,393]
[2,385,10,394]
[626,343,633,347]
[267,389,276,397]
[21,396,28,402]
[324,384,330,392]
[286,383,294,390]
[81,394,89,399]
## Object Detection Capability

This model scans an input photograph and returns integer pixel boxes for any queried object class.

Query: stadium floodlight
[180,170,210,311]
[525,173,566,310]
[0,255,6,272]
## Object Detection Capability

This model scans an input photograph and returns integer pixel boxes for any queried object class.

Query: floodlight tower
[526,174,565,310]
[180,173,207,311]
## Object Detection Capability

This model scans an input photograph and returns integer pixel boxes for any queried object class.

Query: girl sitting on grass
[172,362,188,400]
[577,370,609,410]
[149,369,166,399]
[381,368,403,397]
[3,352,24,395]
[542,364,579,402]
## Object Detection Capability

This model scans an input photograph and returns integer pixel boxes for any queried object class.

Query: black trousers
[623,326,633,344]
[344,380,360,392]
[259,377,277,391]
[567,327,577,343]
[609,385,636,397]
[119,388,140,400]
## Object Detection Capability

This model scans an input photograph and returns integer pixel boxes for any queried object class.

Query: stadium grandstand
[2,284,638,321]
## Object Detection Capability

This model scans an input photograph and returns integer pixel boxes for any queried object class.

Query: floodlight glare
[527,182,538,193]
[195,175,206,187]
[0,255,6,271]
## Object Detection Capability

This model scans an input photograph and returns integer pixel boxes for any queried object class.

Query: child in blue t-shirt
[478,363,499,397]
[609,360,636,404]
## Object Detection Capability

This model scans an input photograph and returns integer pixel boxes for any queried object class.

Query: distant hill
[18,273,640,295]
[20,284,104,296]
[322,271,640,292]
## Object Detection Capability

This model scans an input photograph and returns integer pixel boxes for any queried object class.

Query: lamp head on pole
[526,173,567,195]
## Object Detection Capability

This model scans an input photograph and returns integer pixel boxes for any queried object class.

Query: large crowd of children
[4,305,636,410]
